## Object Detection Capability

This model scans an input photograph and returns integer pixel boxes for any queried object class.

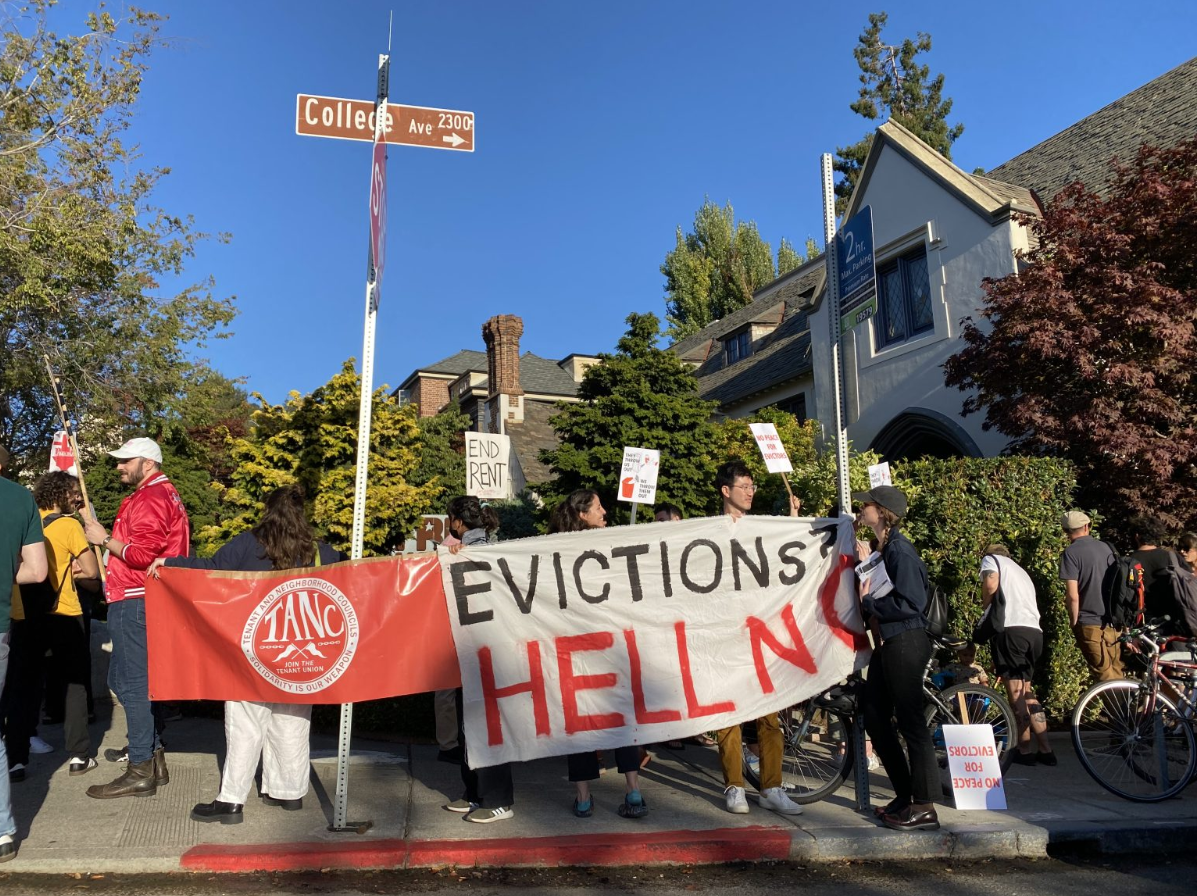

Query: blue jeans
[107,599,160,764]
[0,631,15,837]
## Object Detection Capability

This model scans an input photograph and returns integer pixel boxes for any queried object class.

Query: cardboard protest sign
[440,515,870,768]
[943,724,1007,810]
[466,432,513,500]
[867,461,892,488]
[748,423,793,473]
[618,447,661,504]
[49,431,78,477]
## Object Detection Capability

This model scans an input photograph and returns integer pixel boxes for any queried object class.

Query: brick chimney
[482,314,524,433]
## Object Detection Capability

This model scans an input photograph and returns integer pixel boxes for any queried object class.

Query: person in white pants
[150,485,347,824]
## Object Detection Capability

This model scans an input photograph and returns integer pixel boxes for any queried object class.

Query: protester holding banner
[149,485,345,824]
[83,438,190,800]
[548,489,648,820]
[712,461,804,817]
[2,472,100,783]
[440,496,517,824]
[852,484,941,832]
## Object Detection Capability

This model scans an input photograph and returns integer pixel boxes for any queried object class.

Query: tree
[834,12,964,214]
[196,361,429,556]
[943,138,1197,539]
[411,400,471,511]
[710,408,818,516]
[0,2,235,464]
[541,313,719,520]
[662,200,818,340]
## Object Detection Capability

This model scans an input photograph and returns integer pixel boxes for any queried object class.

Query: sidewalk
[8,704,1197,873]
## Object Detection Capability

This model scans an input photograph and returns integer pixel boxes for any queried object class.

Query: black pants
[455,689,514,807]
[862,626,938,805]
[567,746,640,782]
[2,615,92,765]
[44,597,96,720]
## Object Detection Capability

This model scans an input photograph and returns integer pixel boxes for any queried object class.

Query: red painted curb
[180,826,793,872]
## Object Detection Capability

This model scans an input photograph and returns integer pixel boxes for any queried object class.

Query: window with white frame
[724,329,752,365]
[874,247,933,348]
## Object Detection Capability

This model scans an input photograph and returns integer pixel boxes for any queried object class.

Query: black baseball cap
[851,485,908,519]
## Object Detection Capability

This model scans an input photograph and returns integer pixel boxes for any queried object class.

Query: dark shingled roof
[669,262,824,409]
[419,350,488,376]
[506,399,561,485]
[406,350,581,398]
[987,57,1197,200]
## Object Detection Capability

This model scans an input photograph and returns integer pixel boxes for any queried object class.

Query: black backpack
[924,584,949,638]
[18,513,69,616]
[1102,556,1145,628]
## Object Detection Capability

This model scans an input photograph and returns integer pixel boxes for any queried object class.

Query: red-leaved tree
[944,138,1197,540]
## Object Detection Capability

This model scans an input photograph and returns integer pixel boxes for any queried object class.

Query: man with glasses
[712,460,803,816]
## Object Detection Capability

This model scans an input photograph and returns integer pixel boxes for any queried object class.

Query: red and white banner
[146,554,460,703]
[440,515,869,768]
[49,430,78,477]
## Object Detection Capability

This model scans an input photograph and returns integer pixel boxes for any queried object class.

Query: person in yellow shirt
[2,472,99,780]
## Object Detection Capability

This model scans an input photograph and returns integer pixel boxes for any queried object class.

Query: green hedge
[892,456,1088,718]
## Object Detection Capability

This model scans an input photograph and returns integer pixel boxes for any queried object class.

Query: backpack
[1160,551,1197,638]
[18,513,69,616]
[925,584,949,638]
[1102,556,1145,628]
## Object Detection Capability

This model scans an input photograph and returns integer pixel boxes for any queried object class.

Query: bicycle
[743,633,1018,802]
[1071,619,1197,802]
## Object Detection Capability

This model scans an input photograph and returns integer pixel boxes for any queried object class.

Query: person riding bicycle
[853,485,941,833]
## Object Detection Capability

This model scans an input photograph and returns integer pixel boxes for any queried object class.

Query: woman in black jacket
[149,485,346,825]
[853,485,940,832]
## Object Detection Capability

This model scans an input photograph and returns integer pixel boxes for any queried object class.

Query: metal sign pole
[820,155,870,811]
[331,51,389,836]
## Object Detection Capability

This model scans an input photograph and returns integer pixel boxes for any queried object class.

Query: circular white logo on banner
[241,577,359,694]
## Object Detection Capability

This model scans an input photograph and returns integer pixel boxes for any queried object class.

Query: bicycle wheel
[743,700,854,803]
[925,683,1018,795]
[1071,678,1196,802]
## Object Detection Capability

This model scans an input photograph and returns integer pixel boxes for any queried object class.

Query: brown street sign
[296,94,475,152]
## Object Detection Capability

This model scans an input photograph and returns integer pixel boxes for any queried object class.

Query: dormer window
[724,329,752,365]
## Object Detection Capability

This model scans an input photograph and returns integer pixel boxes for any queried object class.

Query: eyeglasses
[734,484,757,493]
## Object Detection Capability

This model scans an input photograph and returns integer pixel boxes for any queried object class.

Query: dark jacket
[861,528,929,641]
[165,530,346,572]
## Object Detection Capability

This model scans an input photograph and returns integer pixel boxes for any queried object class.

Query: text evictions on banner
[439,515,870,768]
[146,555,461,703]
[748,423,793,473]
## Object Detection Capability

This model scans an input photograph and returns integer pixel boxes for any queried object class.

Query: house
[676,56,1197,461]
[395,315,599,487]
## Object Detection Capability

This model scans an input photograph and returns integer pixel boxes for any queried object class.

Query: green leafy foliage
[662,199,819,339]
[541,312,719,522]
[710,409,818,516]
[944,137,1197,541]
[412,400,470,514]
[893,456,1088,717]
[197,361,429,557]
[834,12,964,214]
[0,2,236,462]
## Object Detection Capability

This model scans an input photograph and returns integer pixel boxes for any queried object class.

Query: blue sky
[77,0,1194,403]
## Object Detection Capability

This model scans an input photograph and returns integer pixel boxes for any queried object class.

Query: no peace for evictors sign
[146,555,461,703]
[440,515,870,768]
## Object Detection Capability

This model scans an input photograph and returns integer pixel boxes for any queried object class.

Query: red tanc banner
[146,555,461,703]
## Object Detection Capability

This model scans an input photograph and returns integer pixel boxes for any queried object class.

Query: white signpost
[618,446,660,523]
[942,724,1007,810]
[294,37,475,833]
[466,432,515,500]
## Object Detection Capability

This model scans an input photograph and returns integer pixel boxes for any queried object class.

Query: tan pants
[717,713,782,791]
[1074,623,1124,682]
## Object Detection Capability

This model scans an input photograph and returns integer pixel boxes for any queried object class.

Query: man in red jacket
[83,438,190,799]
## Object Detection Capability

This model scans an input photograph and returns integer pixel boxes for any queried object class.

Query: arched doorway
[870,408,981,461]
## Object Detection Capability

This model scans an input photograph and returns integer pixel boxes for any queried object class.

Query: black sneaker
[104,746,128,763]
[1012,751,1038,766]
[1037,751,1058,767]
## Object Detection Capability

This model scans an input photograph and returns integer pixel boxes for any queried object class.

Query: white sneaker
[867,754,881,771]
[759,786,804,815]
[724,785,749,814]
[29,736,53,754]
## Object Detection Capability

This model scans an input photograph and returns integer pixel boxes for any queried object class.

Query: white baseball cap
[109,437,163,464]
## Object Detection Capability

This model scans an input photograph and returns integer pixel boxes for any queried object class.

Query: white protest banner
[943,724,1007,810]
[748,423,793,474]
[867,461,892,488]
[465,432,513,500]
[49,430,78,477]
[618,447,661,505]
[440,515,870,768]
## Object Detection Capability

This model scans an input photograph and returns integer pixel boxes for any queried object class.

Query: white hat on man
[108,437,163,464]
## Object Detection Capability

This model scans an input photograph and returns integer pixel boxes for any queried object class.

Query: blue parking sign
[835,206,877,334]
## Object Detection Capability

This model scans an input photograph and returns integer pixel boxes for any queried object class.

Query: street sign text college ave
[297,94,475,152]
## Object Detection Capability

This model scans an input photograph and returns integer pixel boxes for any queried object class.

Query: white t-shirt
[980,554,1041,631]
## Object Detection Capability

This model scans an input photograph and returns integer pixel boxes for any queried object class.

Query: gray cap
[1061,510,1091,530]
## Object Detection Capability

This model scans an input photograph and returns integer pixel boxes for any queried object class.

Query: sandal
[572,798,593,818]
[617,791,648,819]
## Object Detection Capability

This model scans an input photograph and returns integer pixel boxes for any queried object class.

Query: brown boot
[152,747,169,786]
[86,759,157,799]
